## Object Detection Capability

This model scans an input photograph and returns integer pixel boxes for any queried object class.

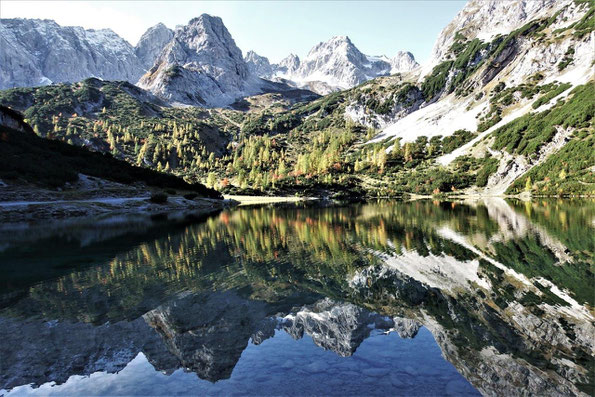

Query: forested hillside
[0,105,221,198]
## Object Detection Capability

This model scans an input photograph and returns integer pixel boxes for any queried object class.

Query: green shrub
[532,83,572,109]
[442,129,475,153]
[476,157,500,187]
[421,61,453,101]
[493,83,593,156]
[572,7,594,38]
[478,115,502,132]
[558,47,575,71]
[507,133,595,195]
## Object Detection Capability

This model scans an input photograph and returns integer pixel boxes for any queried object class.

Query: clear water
[4,329,479,396]
[0,198,593,396]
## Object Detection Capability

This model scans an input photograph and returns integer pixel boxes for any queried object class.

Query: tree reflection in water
[0,198,593,396]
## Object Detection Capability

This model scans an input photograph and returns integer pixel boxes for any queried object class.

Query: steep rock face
[0,105,34,133]
[243,38,419,95]
[392,317,421,339]
[0,19,144,89]
[135,23,174,71]
[244,50,273,78]
[390,51,418,74]
[365,0,592,153]
[274,36,418,94]
[296,36,385,89]
[423,0,574,76]
[275,53,301,76]
[137,14,265,107]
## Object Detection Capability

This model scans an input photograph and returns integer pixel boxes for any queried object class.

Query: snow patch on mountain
[370,0,593,158]
[371,95,485,145]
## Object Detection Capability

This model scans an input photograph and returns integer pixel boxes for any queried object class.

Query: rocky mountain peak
[244,50,273,78]
[278,53,301,72]
[322,35,354,48]
[135,23,174,70]
[1,13,420,103]
[267,36,418,94]
[289,36,386,92]
[137,14,263,107]
[390,50,418,74]
[245,50,262,60]
[0,18,143,89]
[423,0,573,75]
[305,35,366,64]
[187,13,220,26]
[179,14,245,64]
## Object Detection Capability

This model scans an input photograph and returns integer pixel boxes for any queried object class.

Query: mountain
[341,0,594,194]
[244,50,273,78]
[0,16,416,103]
[138,15,252,106]
[276,53,301,76]
[389,51,418,74]
[422,0,567,76]
[245,37,419,94]
[0,16,307,108]
[137,15,300,107]
[0,103,221,200]
[0,19,177,90]
[135,23,174,71]
[0,18,144,90]
[0,0,592,197]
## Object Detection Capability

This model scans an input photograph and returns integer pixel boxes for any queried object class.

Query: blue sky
[1,1,466,63]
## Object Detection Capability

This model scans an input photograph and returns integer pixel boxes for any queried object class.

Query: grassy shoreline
[223,195,318,206]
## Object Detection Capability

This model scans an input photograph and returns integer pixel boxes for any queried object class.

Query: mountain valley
[0,2,594,396]
[0,0,593,199]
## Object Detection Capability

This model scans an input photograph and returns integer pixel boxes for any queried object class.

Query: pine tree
[525,176,532,192]
[278,160,287,177]
[377,149,387,172]
[207,172,217,188]
[354,159,363,172]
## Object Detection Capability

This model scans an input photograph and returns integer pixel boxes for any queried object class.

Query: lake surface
[0,198,593,396]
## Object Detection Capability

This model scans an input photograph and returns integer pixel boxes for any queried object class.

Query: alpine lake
[0,198,593,396]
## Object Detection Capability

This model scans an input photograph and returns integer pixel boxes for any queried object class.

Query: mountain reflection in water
[0,198,593,396]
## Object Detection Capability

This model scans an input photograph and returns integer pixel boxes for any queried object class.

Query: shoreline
[2,192,590,226]
[0,195,226,226]
[223,195,318,206]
